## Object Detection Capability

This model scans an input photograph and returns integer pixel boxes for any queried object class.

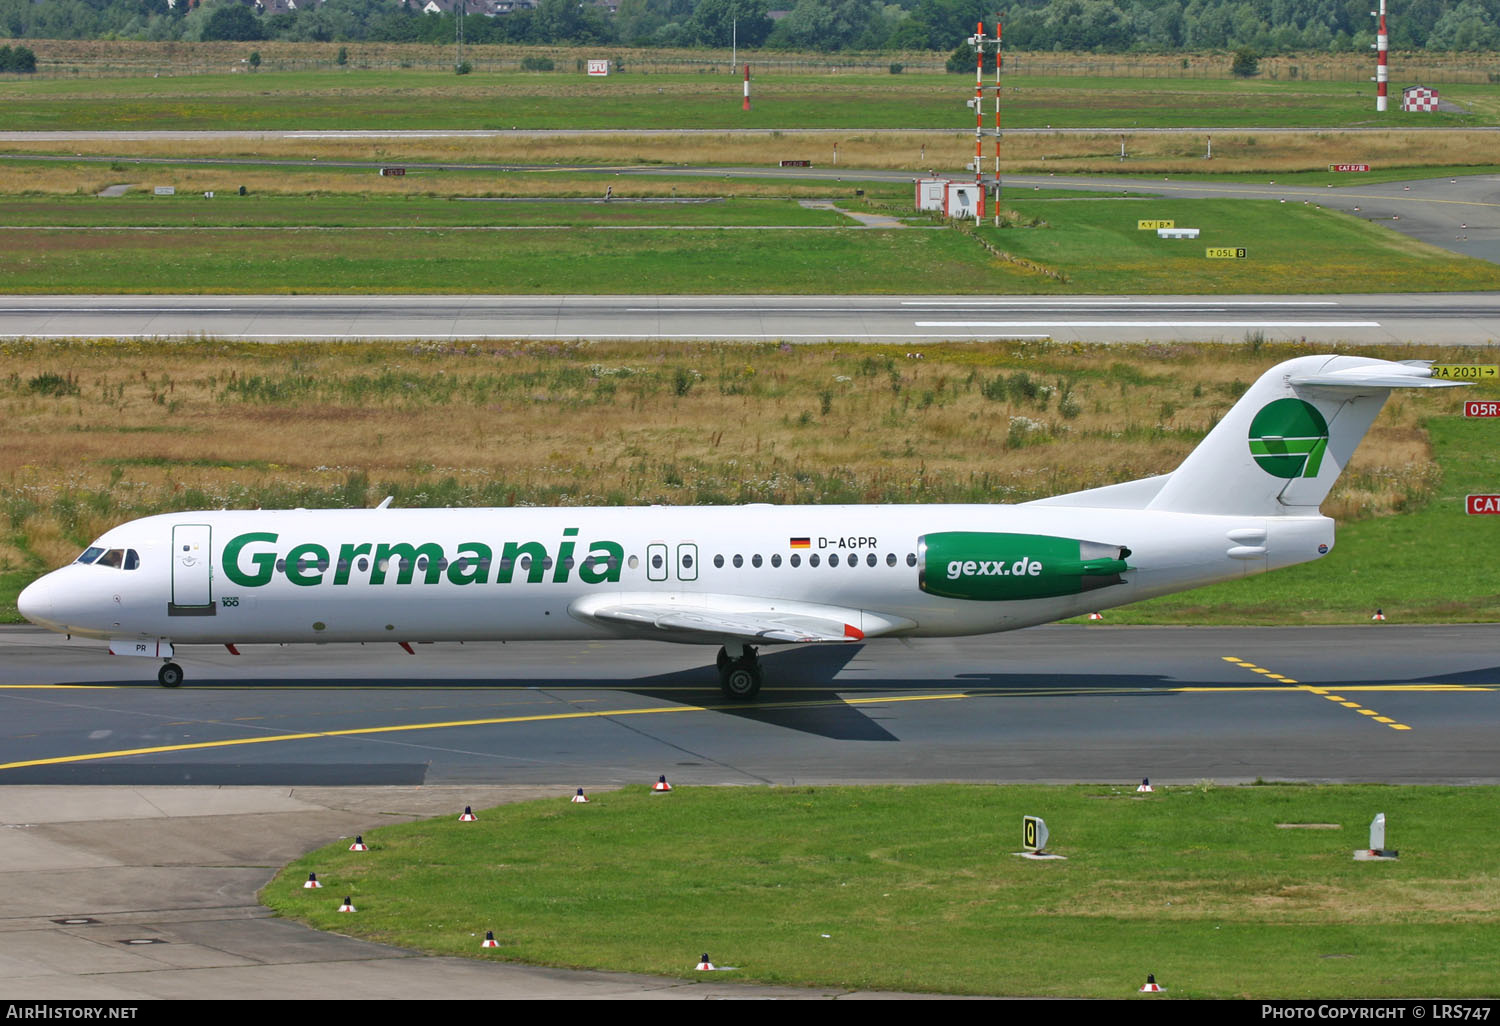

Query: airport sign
[1466,495,1500,515]
[1465,401,1500,417]
[1329,164,1371,172]
[1206,247,1248,259]
[587,59,609,76]
[1138,219,1175,230]
[1431,365,1498,381]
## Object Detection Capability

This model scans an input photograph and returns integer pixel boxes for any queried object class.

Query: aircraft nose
[17,574,54,626]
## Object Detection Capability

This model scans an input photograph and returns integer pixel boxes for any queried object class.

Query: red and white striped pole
[743,63,751,112]
[1374,0,1388,112]
[974,21,985,222]
[993,18,1002,225]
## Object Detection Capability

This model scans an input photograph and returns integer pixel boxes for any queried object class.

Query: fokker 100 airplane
[18,354,1459,698]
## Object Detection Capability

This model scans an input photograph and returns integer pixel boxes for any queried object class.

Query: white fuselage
[20,503,1334,648]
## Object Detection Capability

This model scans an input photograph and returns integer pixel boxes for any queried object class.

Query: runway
[3,291,1498,345]
[4,624,1497,786]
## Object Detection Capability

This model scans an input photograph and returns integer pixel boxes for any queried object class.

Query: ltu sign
[587,60,609,76]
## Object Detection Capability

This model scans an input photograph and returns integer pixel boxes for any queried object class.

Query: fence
[14,44,1500,85]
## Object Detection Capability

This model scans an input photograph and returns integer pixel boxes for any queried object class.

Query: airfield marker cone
[459,806,477,821]
[338,897,355,913]
[571,788,589,804]
[696,953,716,971]
[1136,778,1154,793]
[481,931,500,949]
[1371,609,1386,621]
[1088,612,1103,621]
[303,873,322,889]
[1139,973,1164,992]
[652,775,672,793]
[349,835,368,851]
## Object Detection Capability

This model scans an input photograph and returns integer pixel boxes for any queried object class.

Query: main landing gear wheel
[157,662,183,688]
[717,646,762,700]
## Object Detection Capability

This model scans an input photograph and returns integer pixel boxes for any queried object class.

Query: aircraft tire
[158,662,183,688]
[719,661,762,700]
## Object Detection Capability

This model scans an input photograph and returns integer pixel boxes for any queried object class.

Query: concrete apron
[0,786,945,1000]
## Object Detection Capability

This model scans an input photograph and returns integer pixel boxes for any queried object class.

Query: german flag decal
[790,537,811,549]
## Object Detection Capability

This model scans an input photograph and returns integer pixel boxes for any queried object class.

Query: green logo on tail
[1248,399,1329,479]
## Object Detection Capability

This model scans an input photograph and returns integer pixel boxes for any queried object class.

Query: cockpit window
[90,548,140,570]
[75,546,105,565]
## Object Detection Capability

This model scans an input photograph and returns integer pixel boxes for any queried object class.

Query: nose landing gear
[717,644,761,700]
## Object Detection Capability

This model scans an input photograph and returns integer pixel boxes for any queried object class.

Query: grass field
[2,68,1498,132]
[261,783,1500,997]
[0,197,1494,294]
[0,194,858,228]
[2,339,1494,625]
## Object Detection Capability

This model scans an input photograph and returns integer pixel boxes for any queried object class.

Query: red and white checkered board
[1402,88,1437,112]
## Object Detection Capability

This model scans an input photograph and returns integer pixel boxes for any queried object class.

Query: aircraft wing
[570,593,916,646]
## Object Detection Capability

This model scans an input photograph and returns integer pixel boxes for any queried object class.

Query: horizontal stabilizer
[1289,364,1464,390]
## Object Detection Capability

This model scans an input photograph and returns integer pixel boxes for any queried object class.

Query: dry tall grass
[0,340,1453,574]
[5,130,1498,194]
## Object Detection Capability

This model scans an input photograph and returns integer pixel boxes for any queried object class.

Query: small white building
[914,178,948,212]
[944,181,980,220]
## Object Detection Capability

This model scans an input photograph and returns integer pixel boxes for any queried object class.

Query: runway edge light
[459,806,477,821]
[1355,812,1399,860]
[653,775,672,793]
[1140,973,1164,993]
[696,953,716,971]
[1137,778,1154,793]
[482,931,500,949]
[1371,609,1386,621]
[571,788,589,804]
[349,835,368,851]
[304,873,322,889]
[338,897,355,913]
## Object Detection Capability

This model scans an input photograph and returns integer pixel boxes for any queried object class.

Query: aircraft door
[171,523,214,612]
[677,543,698,582]
[646,543,668,582]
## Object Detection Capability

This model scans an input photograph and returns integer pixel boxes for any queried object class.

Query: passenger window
[713,554,724,569]
[771,554,782,568]
[829,553,840,567]
[866,553,876,567]
[752,554,762,568]
[791,553,801,567]
[810,554,820,567]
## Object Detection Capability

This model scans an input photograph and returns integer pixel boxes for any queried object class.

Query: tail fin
[1146,355,1461,517]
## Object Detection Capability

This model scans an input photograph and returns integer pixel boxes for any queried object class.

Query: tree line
[1,0,1496,53]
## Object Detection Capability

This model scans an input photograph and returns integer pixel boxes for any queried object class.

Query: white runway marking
[915,320,1381,328]
[902,299,1341,307]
